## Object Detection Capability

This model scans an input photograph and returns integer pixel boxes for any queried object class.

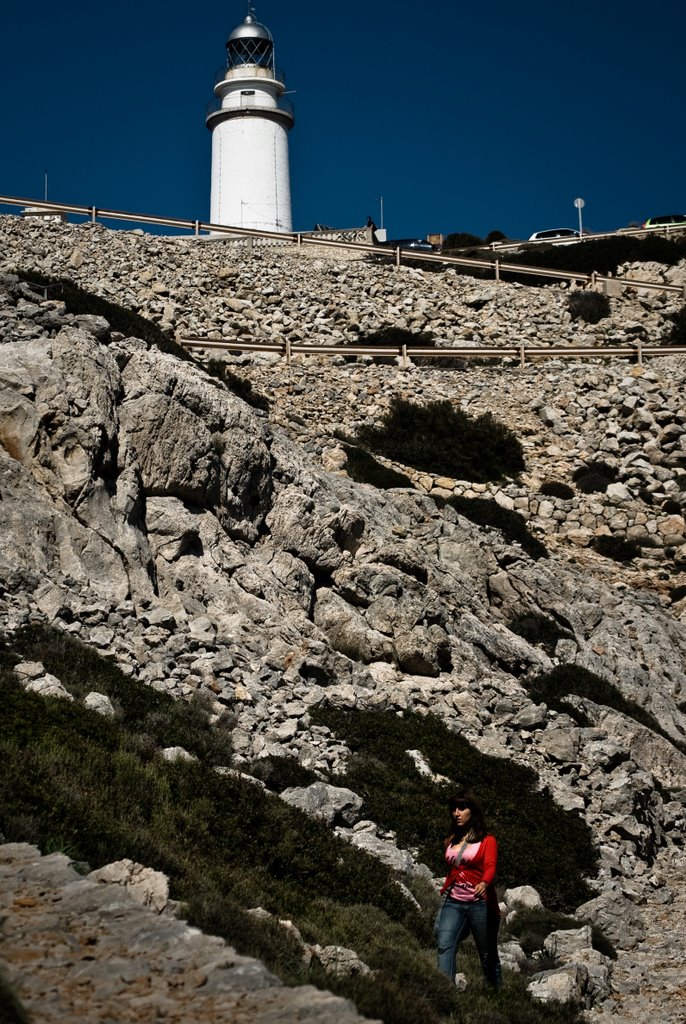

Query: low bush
[665,304,686,346]
[538,480,575,500]
[343,444,414,489]
[670,584,686,605]
[355,326,436,348]
[248,755,319,793]
[354,397,525,483]
[508,613,574,655]
[349,327,439,367]
[443,496,548,560]
[567,290,611,324]
[311,705,597,911]
[444,232,484,249]
[662,498,683,515]
[592,534,641,563]
[572,461,617,494]
[524,664,684,752]
[7,625,235,766]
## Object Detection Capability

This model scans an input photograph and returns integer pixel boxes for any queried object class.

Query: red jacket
[441,834,500,914]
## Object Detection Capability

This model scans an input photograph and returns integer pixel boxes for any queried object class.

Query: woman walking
[435,793,502,988]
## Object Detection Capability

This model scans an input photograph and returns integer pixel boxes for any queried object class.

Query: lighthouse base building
[207,7,294,233]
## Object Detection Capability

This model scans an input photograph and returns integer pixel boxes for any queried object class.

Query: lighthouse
[207,4,294,233]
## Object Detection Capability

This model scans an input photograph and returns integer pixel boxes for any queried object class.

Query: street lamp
[574,197,585,237]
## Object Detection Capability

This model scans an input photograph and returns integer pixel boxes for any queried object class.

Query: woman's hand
[474,882,488,899]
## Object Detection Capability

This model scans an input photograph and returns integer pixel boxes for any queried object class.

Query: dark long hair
[446,792,489,846]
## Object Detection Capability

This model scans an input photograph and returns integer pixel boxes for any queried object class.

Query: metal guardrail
[179,335,686,370]
[1,194,684,298]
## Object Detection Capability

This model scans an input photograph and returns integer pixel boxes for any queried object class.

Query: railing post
[519,343,526,369]
[495,260,500,283]
[395,246,401,269]
[401,344,408,370]
[297,233,302,251]
[90,206,97,225]
[285,337,291,366]
[194,220,200,237]
[591,271,597,290]
[636,340,643,367]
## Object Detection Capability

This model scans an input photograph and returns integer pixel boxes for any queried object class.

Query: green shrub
[444,496,548,560]
[311,705,597,911]
[355,326,436,348]
[508,613,574,655]
[670,584,686,605]
[525,664,684,752]
[567,290,611,324]
[343,444,414,489]
[350,327,438,367]
[592,534,641,563]
[572,461,617,494]
[665,304,686,345]
[444,232,484,249]
[662,498,683,515]
[8,625,235,766]
[249,755,319,793]
[354,398,525,483]
[539,480,575,500]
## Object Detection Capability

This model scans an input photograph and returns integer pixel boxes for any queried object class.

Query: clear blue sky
[1,0,684,240]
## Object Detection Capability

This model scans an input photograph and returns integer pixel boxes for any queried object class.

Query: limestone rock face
[120,349,273,544]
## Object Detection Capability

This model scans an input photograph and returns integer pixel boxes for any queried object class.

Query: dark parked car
[383,238,438,252]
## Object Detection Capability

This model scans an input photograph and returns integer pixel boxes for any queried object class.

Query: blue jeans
[435,898,502,988]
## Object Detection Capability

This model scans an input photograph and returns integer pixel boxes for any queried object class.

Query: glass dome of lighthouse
[226,4,275,71]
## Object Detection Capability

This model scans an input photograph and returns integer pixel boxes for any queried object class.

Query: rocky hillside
[1,216,686,1023]
[1,214,684,346]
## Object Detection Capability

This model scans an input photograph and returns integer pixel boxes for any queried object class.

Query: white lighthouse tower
[207,4,294,233]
